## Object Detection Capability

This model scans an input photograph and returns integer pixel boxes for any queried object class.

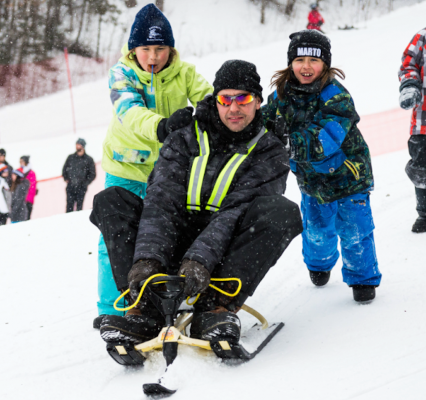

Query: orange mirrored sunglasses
[216,93,255,107]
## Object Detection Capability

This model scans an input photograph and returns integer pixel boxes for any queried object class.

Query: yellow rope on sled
[114,274,242,312]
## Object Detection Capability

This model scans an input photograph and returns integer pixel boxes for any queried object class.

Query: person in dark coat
[90,60,303,345]
[10,170,30,223]
[0,148,13,187]
[62,139,96,212]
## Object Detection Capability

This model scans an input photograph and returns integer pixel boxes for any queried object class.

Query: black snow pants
[0,213,8,225]
[90,186,303,309]
[406,135,426,216]
[66,184,87,212]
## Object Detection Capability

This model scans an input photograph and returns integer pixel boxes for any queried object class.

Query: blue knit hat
[128,3,175,50]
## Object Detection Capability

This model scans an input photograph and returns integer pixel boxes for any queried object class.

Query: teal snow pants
[97,173,147,316]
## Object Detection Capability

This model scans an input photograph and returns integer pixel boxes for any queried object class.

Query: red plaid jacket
[398,28,426,135]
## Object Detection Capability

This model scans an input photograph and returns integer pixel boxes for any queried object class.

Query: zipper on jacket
[344,160,360,180]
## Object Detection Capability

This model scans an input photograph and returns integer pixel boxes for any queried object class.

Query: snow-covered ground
[1,148,425,400]
[1,2,426,399]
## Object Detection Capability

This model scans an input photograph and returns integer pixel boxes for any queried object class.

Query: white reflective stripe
[247,127,266,149]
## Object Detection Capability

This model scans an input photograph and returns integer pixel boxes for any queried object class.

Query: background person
[62,138,96,213]
[262,30,381,302]
[307,3,325,33]
[10,170,30,223]
[18,155,37,220]
[0,165,11,225]
[0,148,13,187]
[398,28,426,233]
[94,3,213,328]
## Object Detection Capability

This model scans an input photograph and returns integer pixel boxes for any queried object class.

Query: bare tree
[156,0,164,12]
[251,0,294,24]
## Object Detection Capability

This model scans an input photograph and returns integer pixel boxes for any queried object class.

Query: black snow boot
[93,314,106,330]
[351,285,376,302]
[190,311,241,343]
[412,216,426,233]
[100,307,164,344]
[309,270,331,286]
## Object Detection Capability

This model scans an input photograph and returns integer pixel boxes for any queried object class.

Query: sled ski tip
[143,383,177,398]
[106,341,146,366]
[211,322,284,363]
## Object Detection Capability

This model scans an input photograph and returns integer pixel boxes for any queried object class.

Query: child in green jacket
[95,3,213,327]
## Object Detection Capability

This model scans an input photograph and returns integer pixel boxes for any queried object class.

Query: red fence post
[64,48,77,134]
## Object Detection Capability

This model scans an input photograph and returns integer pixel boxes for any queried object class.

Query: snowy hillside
[2,1,426,166]
[1,1,426,398]
[1,148,425,400]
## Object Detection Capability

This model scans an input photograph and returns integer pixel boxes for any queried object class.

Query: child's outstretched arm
[290,87,359,172]
[109,64,164,142]
[186,66,213,106]
[398,31,424,86]
[398,31,425,110]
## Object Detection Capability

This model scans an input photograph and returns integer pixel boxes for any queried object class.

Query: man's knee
[90,186,144,227]
[245,195,303,234]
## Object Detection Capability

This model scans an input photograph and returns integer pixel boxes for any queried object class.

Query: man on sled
[90,60,303,354]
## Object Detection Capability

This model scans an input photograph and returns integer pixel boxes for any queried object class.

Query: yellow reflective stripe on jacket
[186,125,266,212]
[187,121,210,211]
[206,127,266,212]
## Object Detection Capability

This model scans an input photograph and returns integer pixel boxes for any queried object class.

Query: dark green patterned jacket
[262,78,373,204]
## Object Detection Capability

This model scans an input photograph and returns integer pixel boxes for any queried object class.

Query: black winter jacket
[134,106,290,273]
[11,180,30,222]
[62,152,96,188]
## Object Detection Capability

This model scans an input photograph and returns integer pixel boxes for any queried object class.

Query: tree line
[0,0,122,68]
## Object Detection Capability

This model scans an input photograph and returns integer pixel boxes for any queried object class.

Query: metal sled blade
[106,341,146,366]
[143,383,177,398]
[211,322,284,363]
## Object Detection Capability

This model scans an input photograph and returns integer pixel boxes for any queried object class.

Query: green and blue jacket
[102,45,213,183]
[262,78,373,204]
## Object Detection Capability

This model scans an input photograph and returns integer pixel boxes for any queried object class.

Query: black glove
[128,259,164,302]
[156,106,194,142]
[399,85,422,110]
[178,259,211,297]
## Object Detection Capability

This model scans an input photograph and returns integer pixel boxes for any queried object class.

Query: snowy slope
[1,1,426,155]
[1,148,425,400]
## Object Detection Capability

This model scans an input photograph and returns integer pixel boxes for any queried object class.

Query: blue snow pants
[301,192,381,286]
[97,173,147,316]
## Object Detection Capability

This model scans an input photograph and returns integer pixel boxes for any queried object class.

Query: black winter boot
[412,216,426,233]
[93,314,106,330]
[100,307,164,344]
[309,270,331,286]
[190,311,241,343]
[351,285,376,302]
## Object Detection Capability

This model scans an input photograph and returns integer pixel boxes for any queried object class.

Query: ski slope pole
[64,48,77,134]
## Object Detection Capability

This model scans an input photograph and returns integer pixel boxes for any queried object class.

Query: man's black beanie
[213,60,263,102]
[287,30,331,67]
[128,3,174,50]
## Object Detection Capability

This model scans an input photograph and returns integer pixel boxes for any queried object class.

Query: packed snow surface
[1,148,425,400]
[1,2,426,399]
